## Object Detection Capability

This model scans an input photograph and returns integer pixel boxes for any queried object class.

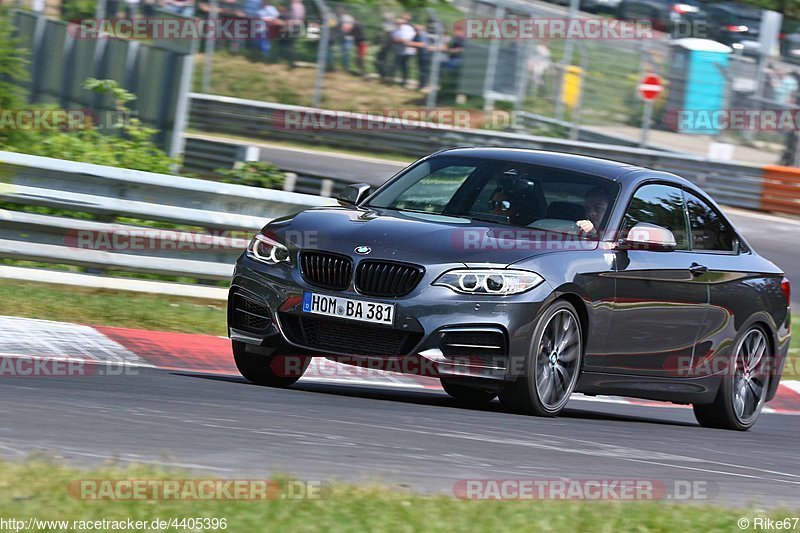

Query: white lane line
[276,412,800,486]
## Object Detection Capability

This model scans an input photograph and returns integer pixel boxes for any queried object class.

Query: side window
[622,184,689,250]
[684,191,737,252]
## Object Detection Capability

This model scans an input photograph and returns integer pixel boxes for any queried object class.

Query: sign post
[638,74,664,148]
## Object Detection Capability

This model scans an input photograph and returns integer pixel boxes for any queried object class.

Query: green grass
[0,280,226,336]
[1,459,798,532]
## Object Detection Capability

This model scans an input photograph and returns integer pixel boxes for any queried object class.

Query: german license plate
[302,292,395,325]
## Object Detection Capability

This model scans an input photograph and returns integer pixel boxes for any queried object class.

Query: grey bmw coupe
[228,148,791,430]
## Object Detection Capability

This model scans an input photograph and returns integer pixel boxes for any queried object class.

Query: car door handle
[689,263,708,277]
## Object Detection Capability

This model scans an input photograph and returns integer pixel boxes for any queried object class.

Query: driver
[488,187,517,220]
[576,187,609,235]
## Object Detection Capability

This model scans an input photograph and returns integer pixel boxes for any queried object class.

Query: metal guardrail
[0,150,337,283]
[182,137,261,178]
[518,112,674,151]
[182,136,357,197]
[187,93,767,211]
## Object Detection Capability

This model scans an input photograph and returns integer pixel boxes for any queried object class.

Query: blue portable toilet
[665,39,732,134]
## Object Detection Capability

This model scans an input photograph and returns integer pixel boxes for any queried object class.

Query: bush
[60,0,97,21]
[0,6,31,150]
[26,78,179,173]
[215,161,286,189]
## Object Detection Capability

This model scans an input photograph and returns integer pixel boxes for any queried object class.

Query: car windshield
[366,156,619,238]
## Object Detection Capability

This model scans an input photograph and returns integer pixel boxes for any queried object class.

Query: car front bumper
[228,254,553,382]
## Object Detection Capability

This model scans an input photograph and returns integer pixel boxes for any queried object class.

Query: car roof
[433,147,651,181]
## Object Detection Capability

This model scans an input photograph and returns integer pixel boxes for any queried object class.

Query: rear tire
[440,379,497,405]
[232,340,310,388]
[499,300,583,417]
[693,326,770,431]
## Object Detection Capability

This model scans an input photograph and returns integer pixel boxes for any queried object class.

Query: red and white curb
[2,316,799,415]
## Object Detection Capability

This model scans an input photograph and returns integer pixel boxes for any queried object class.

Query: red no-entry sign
[638,74,664,101]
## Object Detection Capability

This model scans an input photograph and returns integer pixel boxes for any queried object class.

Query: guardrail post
[312,0,332,108]
[201,0,219,94]
[481,4,504,111]
[425,7,444,110]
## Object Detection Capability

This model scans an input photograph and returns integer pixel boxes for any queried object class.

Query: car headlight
[247,234,290,265]
[433,269,544,295]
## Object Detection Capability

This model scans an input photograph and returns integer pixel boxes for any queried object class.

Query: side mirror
[618,222,677,252]
[337,183,371,206]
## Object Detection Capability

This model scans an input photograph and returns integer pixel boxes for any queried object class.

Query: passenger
[576,187,610,235]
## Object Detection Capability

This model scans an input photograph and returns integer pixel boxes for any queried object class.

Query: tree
[0,6,32,149]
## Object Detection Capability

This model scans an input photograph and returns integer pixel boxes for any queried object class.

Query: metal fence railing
[0,150,336,285]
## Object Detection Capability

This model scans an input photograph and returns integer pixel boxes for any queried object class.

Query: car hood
[266,206,597,266]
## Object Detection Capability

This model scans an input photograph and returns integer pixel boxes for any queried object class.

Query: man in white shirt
[391,16,416,85]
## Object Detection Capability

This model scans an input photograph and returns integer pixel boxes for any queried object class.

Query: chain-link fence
[40,0,799,162]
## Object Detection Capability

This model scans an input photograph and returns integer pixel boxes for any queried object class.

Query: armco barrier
[0,150,336,284]
[761,166,800,216]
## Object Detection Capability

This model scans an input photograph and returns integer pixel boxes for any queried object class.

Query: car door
[680,189,754,375]
[604,183,710,376]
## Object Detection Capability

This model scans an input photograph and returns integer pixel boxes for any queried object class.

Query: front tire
[499,300,583,417]
[693,326,770,431]
[440,379,497,405]
[233,340,310,388]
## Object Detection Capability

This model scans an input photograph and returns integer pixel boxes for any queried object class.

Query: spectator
[444,24,465,71]
[353,17,367,75]
[165,0,195,17]
[290,0,304,24]
[106,0,120,17]
[411,23,433,90]
[392,15,416,86]
[338,13,357,74]
[275,3,298,68]
[527,43,551,96]
[124,0,140,18]
[774,67,799,107]
[779,69,800,166]
[326,7,347,72]
[257,0,279,59]
[141,0,158,18]
[375,16,398,82]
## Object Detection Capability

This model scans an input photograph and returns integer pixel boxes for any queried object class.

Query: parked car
[617,0,705,35]
[545,0,622,14]
[228,148,791,431]
[704,2,763,56]
[780,19,800,63]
